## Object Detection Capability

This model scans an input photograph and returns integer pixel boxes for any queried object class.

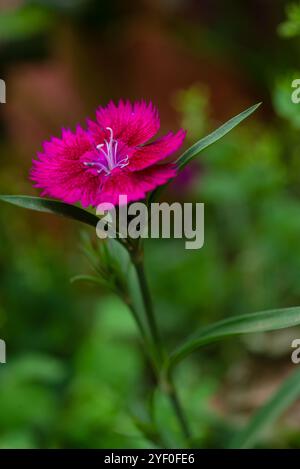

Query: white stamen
[106,127,113,139]
[119,155,129,168]
[83,127,129,175]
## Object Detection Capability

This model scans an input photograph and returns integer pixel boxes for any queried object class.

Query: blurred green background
[1,0,300,449]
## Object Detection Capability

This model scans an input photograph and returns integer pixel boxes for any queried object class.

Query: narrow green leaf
[176,102,262,170]
[228,368,300,448]
[0,195,99,227]
[148,102,262,203]
[169,306,300,369]
[70,275,106,286]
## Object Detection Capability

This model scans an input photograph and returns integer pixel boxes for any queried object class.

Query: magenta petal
[30,126,105,208]
[90,100,160,147]
[128,129,186,172]
[95,164,177,206]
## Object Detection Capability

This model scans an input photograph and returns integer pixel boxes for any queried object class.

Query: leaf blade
[0,195,99,227]
[228,368,300,448]
[169,306,300,368]
[176,102,262,170]
[70,275,106,286]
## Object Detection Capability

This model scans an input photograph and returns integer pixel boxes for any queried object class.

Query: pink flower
[31,100,186,207]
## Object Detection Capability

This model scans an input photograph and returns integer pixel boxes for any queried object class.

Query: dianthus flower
[31,100,186,206]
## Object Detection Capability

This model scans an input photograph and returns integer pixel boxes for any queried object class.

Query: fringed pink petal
[89,100,160,147]
[128,129,186,171]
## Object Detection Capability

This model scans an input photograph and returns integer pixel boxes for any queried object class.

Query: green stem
[166,374,192,441]
[133,259,164,362]
[122,295,148,343]
[131,248,192,443]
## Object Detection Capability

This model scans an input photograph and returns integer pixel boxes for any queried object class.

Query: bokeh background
[1,0,300,449]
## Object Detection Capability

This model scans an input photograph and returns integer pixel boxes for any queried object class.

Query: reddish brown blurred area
[2,0,283,167]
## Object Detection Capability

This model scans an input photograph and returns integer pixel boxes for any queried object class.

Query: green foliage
[176,103,261,170]
[144,84,300,448]
[0,196,99,228]
[173,84,210,140]
[278,3,300,38]
[169,307,300,369]
[273,75,300,128]
[0,5,52,41]
[229,368,300,448]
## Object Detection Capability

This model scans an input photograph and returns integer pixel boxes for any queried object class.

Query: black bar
[0,449,299,466]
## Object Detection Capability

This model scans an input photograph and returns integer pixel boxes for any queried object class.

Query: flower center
[83,127,129,176]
